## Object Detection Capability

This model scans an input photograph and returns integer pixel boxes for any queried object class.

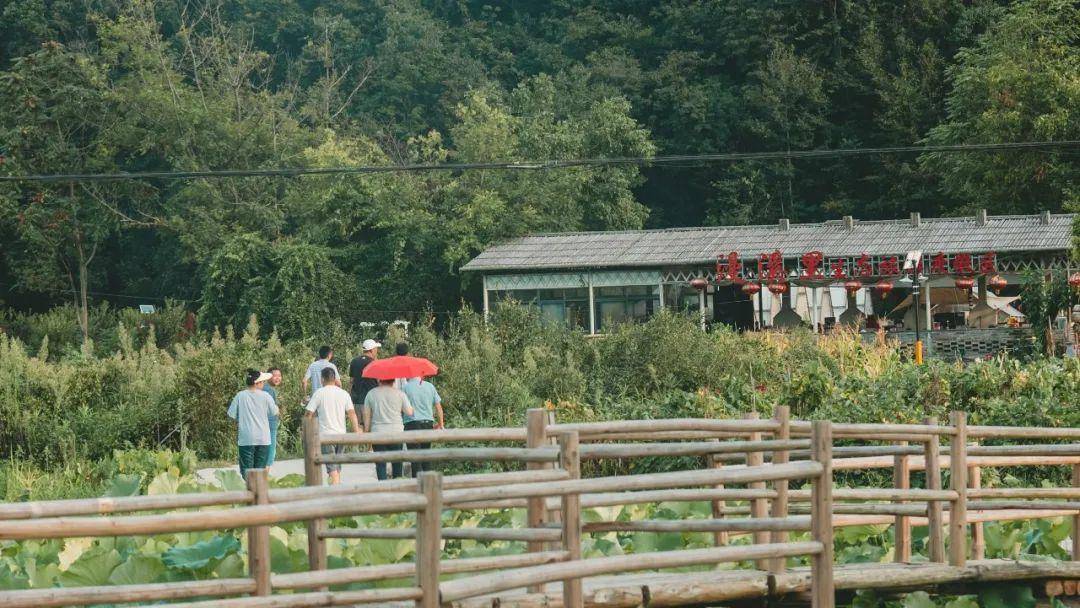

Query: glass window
[594,285,660,332]
[492,289,537,303]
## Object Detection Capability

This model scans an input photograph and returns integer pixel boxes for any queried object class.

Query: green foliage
[921,0,1080,214]
[1020,271,1076,355]
[161,535,241,573]
[2,0,1074,325]
[4,302,1080,473]
[198,235,359,342]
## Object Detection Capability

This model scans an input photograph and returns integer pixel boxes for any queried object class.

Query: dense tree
[0,0,1076,331]
[920,0,1079,214]
[0,43,134,340]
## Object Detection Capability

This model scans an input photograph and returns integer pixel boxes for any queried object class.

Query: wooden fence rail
[4,411,1080,608]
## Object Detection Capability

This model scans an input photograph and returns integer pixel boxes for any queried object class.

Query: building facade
[463,212,1075,351]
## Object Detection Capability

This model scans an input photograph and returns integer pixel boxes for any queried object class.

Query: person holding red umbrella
[361,353,438,480]
[363,379,413,480]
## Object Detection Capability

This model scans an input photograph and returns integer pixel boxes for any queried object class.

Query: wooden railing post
[893,440,912,563]
[970,438,985,560]
[708,439,728,548]
[769,406,791,573]
[1072,464,1080,562]
[949,411,968,567]
[744,412,769,570]
[557,431,583,608]
[924,416,945,563]
[416,472,443,608]
[810,420,834,608]
[246,468,271,597]
[525,408,549,593]
[302,415,327,573]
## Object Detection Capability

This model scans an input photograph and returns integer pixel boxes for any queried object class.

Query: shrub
[1,302,1078,475]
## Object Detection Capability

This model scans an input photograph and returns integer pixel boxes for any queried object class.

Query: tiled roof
[462,213,1076,272]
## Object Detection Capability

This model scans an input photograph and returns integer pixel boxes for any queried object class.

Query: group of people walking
[227,340,444,483]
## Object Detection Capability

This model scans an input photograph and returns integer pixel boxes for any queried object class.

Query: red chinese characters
[715,251,742,283]
[767,250,784,281]
[829,258,847,280]
[800,251,824,280]
[878,256,900,276]
[855,253,873,277]
[979,251,997,274]
[758,250,785,282]
[930,252,948,275]
[952,253,973,275]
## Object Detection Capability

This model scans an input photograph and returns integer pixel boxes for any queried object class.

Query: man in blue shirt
[302,345,338,401]
[262,367,283,467]
[401,377,444,477]
[227,369,279,479]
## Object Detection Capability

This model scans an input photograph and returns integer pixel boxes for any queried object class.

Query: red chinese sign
[930,252,948,275]
[800,251,824,280]
[758,251,786,281]
[878,256,900,276]
[715,251,742,282]
[855,253,873,278]
[952,253,973,275]
[829,258,847,280]
[734,250,1001,280]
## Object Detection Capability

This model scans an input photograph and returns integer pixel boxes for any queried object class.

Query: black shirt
[348,355,378,402]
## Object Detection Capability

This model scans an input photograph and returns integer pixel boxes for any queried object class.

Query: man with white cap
[348,338,382,405]
[227,368,280,479]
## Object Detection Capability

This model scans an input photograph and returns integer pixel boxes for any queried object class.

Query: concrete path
[196,458,377,486]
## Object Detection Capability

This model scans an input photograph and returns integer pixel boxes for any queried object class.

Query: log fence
[2,412,1080,607]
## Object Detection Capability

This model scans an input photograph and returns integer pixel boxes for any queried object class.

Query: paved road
[196,458,377,486]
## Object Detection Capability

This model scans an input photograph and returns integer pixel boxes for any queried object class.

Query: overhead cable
[0,140,1077,183]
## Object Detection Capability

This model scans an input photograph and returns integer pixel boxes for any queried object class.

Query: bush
[1,302,1078,474]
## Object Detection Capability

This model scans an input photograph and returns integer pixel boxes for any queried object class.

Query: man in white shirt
[304,366,361,485]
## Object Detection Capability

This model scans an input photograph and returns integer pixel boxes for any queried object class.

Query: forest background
[1,0,1078,342]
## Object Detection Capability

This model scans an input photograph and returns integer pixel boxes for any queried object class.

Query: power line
[1,140,1077,183]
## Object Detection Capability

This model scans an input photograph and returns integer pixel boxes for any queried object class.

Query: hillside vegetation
[0,0,1077,336]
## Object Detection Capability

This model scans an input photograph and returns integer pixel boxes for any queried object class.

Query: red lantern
[767,281,789,295]
[988,275,1007,294]
[741,282,761,296]
[874,279,894,294]
[843,280,862,295]
[689,278,708,291]
[1069,272,1080,290]
[954,276,975,291]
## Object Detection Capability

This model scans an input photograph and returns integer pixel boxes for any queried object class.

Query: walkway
[195,458,376,486]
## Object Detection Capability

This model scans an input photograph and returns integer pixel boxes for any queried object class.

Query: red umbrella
[361,356,439,380]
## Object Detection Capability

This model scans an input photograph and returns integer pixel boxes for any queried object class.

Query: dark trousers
[405,420,435,477]
[373,442,403,480]
[238,445,269,480]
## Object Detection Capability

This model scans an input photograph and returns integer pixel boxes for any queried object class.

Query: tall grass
[1,303,1077,471]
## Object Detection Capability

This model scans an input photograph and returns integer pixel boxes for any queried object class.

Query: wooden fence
[1,409,1080,607]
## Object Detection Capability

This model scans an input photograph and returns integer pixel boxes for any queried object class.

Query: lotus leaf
[108,555,164,585]
[58,547,123,587]
[162,535,240,571]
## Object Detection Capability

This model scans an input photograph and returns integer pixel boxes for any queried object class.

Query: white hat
[362,339,382,352]
[255,371,272,384]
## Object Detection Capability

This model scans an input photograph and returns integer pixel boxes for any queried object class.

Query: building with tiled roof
[464,211,1075,356]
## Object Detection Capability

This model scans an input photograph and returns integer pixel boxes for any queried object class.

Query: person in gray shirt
[227,369,280,479]
[363,379,413,480]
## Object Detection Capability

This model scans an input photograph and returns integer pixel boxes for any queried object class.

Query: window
[491,288,588,330]
[492,289,537,304]
[537,288,588,330]
[594,285,660,332]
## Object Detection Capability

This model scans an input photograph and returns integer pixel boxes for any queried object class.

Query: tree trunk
[69,182,93,346]
[74,231,90,344]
